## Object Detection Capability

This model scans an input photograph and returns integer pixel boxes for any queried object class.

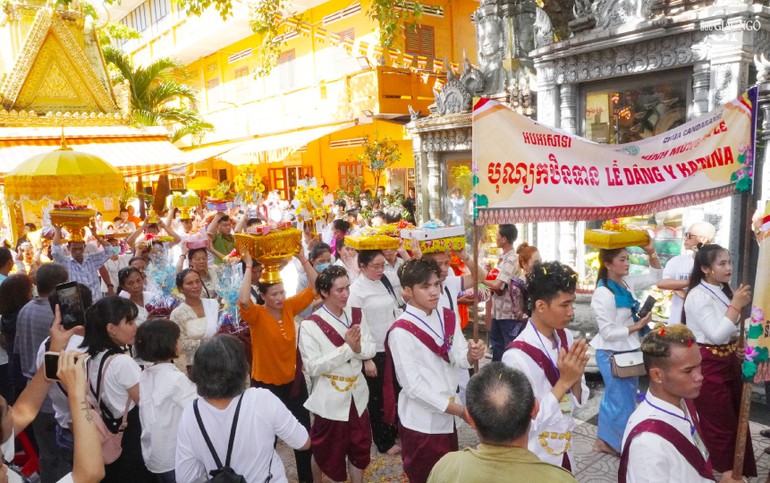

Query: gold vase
[235,229,302,284]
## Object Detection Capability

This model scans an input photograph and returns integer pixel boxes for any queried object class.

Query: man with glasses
[657,221,715,325]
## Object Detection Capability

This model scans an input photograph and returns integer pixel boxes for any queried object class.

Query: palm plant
[103,46,213,143]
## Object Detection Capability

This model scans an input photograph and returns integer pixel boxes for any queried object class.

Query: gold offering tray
[50,209,95,243]
[235,229,302,284]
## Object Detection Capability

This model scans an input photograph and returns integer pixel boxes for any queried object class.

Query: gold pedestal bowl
[50,209,95,243]
[235,229,303,284]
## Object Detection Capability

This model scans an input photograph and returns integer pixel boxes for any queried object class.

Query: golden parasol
[4,141,123,202]
[186,176,220,191]
[4,137,124,242]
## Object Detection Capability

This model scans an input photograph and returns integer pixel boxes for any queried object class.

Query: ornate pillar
[559,83,577,133]
[427,149,442,221]
[691,62,710,119]
[558,83,578,268]
[410,129,428,225]
[535,62,559,128]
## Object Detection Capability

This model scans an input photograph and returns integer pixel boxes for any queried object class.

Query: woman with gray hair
[175,334,310,482]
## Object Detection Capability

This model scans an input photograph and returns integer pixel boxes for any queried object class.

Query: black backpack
[194,393,262,483]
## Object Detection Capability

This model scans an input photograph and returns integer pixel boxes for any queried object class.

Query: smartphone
[56,281,86,330]
[637,295,657,319]
[44,351,60,381]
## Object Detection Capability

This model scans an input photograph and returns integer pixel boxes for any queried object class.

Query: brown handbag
[610,351,647,378]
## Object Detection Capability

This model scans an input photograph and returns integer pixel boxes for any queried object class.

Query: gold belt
[323,374,358,392]
[701,344,735,358]
[538,431,572,456]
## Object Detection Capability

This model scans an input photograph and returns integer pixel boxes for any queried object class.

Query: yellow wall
[121,0,479,193]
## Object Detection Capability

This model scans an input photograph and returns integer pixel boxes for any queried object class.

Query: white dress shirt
[299,306,376,421]
[502,322,589,467]
[349,275,403,352]
[139,363,197,473]
[683,282,737,344]
[590,269,662,352]
[389,304,471,434]
[622,392,711,482]
[660,252,695,325]
[36,335,86,429]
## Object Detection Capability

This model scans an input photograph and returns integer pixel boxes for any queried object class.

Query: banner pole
[472,221,480,373]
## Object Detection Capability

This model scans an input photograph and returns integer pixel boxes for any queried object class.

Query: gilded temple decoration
[0,6,119,126]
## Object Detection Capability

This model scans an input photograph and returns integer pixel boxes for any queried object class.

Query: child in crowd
[135,318,198,483]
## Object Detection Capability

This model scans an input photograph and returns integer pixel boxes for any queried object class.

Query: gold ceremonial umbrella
[4,141,123,202]
[186,176,219,191]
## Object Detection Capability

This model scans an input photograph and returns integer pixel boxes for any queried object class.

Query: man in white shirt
[502,261,589,470]
[620,324,736,483]
[299,265,376,483]
[657,221,715,325]
[385,258,486,483]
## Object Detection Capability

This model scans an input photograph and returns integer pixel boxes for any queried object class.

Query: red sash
[618,402,714,482]
[305,307,362,347]
[383,308,457,424]
[507,329,572,470]
[506,329,568,388]
[294,307,361,396]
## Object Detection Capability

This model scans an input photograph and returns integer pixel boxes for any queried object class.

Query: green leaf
[748,323,764,339]
[743,360,757,380]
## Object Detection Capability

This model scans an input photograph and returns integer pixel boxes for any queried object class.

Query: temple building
[408,0,769,286]
[105,0,482,197]
[0,1,188,229]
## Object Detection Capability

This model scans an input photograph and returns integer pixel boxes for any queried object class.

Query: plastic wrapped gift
[584,219,650,249]
[206,199,234,211]
[404,236,465,254]
[343,235,400,251]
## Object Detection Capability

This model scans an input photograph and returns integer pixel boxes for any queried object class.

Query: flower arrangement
[52,198,89,211]
[233,164,266,205]
[207,181,236,211]
[600,219,628,232]
[294,184,325,221]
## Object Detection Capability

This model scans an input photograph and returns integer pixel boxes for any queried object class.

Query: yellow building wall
[121,0,478,194]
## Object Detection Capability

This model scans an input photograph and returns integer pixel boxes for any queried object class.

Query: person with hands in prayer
[385,258,486,483]
[502,261,589,471]
[299,266,376,483]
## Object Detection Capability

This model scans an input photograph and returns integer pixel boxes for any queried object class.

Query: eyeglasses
[367,263,386,270]
[684,232,700,240]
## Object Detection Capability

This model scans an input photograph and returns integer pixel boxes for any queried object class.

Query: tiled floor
[276,381,770,483]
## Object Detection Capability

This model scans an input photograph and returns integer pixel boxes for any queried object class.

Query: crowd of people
[0,185,761,483]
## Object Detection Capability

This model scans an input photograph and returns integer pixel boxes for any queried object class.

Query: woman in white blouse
[117,267,154,326]
[589,240,661,456]
[169,268,220,374]
[683,244,755,476]
[348,249,404,456]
